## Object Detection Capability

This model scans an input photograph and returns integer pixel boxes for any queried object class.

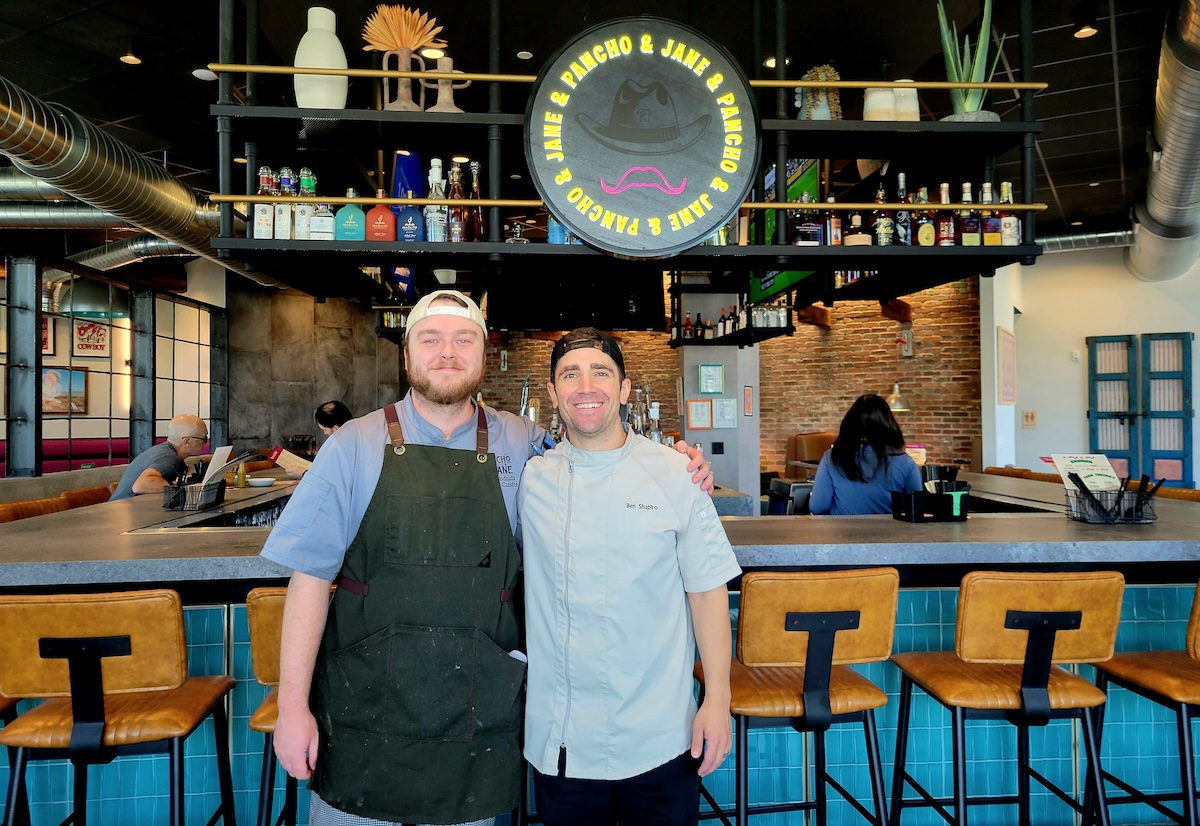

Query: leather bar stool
[1,697,29,826]
[890,570,1125,826]
[246,587,297,826]
[1090,579,1200,824]
[695,567,899,826]
[0,589,236,826]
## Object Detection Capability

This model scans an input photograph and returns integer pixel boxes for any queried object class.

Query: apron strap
[383,402,406,455]
[335,574,370,596]
[475,404,488,463]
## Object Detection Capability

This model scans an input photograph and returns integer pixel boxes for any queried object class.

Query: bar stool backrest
[0,589,187,698]
[956,571,1125,664]
[246,587,287,687]
[1186,579,1200,661]
[737,568,899,667]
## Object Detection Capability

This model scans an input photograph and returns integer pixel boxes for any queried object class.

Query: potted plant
[937,0,1005,121]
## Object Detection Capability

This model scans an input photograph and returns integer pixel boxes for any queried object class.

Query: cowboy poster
[72,320,110,357]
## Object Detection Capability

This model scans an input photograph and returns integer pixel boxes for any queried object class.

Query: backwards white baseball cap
[404,289,488,339]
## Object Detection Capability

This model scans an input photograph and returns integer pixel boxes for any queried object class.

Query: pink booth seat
[0,438,131,475]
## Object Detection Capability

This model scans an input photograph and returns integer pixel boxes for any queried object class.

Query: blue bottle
[396,190,425,242]
[334,188,365,241]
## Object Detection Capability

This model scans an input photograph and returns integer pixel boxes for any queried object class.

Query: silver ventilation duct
[69,233,189,271]
[1126,0,1200,281]
[0,167,72,201]
[1038,229,1135,254]
[0,202,127,227]
[0,75,285,289]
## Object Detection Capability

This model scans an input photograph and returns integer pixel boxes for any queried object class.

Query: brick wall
[477,277,981,474]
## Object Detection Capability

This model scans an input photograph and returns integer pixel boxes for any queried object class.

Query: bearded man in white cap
[263,290,712,826]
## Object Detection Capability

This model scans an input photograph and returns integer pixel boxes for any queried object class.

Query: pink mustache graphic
[599,166,687,196]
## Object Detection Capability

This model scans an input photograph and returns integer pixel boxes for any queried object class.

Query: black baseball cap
[549,327,626,381]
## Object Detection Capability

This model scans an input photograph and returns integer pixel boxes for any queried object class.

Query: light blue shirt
[261,393,545,580]
[809,445,922,515]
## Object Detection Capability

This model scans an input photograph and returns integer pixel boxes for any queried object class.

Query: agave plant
[937,0,1005,114]
[362,4,447,53]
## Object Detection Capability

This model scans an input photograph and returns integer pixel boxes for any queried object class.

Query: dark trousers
[532,750,700,826]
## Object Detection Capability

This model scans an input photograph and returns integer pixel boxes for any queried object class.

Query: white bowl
[247,478,275,488]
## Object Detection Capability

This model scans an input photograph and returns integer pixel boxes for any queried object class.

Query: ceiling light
[516,50,533,60]
[192,67,218,81]
[233,156,248,164]
[509,173,522,180]
[419,46,445,60]
[451,154,470,164]
[59,278,131,319]
[1088,181,1100,187]
[1071,219,1084,226]
[763,56,790,69]
[1074,3,1099,38]
[119,39,141,65]
[886,382,912,413]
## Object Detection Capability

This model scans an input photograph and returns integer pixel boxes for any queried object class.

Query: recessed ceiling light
[763,56,791,69]
[192,67,218,81]
[419,47,445,60]
[451,154,470,164]
[233,156,248,164]
[516,50,534,60]
[509,173,522,180]
[1088,181,1100,187]
[1071,219,1084,226]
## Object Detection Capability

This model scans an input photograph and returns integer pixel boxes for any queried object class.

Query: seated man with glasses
[110,414,209,500]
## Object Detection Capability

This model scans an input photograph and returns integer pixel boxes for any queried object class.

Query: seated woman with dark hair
[315,400,353,436]
[809,393,922,515]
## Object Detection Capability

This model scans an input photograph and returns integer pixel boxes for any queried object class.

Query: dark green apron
[311,403,524,824]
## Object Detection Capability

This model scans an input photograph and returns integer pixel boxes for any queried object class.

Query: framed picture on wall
[72,320,110,357]
[42,316,55,355]
[42,366,87,415]
[698,363,724,394]
[686,399,713,430]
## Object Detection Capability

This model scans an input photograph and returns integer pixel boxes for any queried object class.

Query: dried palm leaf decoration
[362,4,447,52]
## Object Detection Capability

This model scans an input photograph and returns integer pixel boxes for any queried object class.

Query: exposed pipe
[0,167,72,200]
[69,233,190,271]
[1126,0,1200,281]
[1038,229,1135,254]
[0,75,285,289]
[0,203,128,227]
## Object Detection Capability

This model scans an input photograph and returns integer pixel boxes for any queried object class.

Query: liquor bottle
[335,188,365,241]
[791,192,823,245]
[366,188,396,241]
[717,307,727,337]
[958,182,981,246]
[914,187,936,247]
[822,197,842,245]
[704,315,715,340]
[999,181,1021,246]
[425,159,448,242]
[628,387,647,436]
[311,203,335,240]
[895,172,912,246]
[682,312,694,340]
[447,163,467,243]
[843,208,873,246]
[670,310,680,341]
[738,299,748,330]
[395,190,425,242]
[935,183,957,247]
[647,402,664,444]
[980,182,1002,246]
[871,182,896,246]
[274,166,295,240]
[728,305,739,335]
[695,313,706,340]
[253,166,275,240]
[294,167,316,240]
[468,160,486,242]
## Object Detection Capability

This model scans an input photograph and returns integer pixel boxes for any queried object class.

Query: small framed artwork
[42,366,88,414]
[72,320,110,357]
[698,363,724,394]
[713,398,738,429]
[743,385,754,416]
[42,316,55,355]
[687,399,713,430]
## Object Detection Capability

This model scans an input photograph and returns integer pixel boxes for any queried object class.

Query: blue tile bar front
[0,472,1197,825]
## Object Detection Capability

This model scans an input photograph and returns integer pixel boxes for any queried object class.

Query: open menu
[1049,454,1121,491]
[200,446,262,486]
[268,445,313,475]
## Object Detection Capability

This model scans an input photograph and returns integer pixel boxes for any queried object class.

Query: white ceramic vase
[294,7,348,110]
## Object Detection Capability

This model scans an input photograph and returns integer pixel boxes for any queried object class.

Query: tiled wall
[0,585,1194,825]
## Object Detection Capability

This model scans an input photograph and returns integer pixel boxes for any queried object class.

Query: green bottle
[335,188,365,241]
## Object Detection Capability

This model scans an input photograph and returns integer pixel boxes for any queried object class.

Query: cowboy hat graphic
[577,79,711,156]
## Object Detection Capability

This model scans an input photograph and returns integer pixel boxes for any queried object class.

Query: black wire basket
[1065,488,1156,524]
[162,480,227,512]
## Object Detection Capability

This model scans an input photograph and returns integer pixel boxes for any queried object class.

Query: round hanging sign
[525,17,760,258]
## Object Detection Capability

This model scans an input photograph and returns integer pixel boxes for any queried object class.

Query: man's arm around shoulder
[275,571,333,780]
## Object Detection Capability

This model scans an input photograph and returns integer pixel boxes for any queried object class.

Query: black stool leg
[951,707,967,826]
[1016,725,1031,826]
[735,715,749,826]
[170,737,185,826]
[814,730,827,826]
[3,747,28,826]
[1083,673,1110,823]
[1178,704,1198,826]
[282,775,297,826]
[71,758,89,826]
[1081,707,1111,826]
[213,702,236,826]
[890,674,915,826]
[258,734,276,826]
[863,709,888,826]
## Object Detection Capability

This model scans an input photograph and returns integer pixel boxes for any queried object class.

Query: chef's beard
[407,361,484,406]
